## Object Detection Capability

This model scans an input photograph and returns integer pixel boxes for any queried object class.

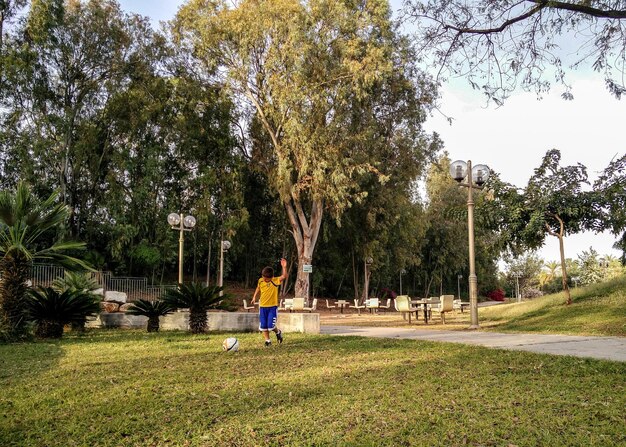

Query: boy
[251,258,287,346]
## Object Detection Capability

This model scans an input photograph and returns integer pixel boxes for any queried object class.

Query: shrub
[487,288,506,301]
[52,272,102,331]
[522,287,544,299]
[25,287,101,338]
[126,299,174,332]
[163,283,229,334]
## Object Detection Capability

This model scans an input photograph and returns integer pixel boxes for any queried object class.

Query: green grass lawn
[1,330,625,446]
[480,275,626,336]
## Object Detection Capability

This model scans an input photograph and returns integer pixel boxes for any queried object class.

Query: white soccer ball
[222,337,239,352]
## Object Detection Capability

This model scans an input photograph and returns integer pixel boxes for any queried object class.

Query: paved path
[321,325,626,362]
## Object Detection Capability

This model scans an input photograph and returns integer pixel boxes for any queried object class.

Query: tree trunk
[71,317,86,332]
[546,214,571,305]
[362,260,372,303]
[0,254,31,335]
[189,308,208,334]
[147,316,160,333]
[352,249,360,300]
[192,233,197,282]
[295,245,313,300]
[206,231,213,287]
[284,197,323,300]
[35,320,64,339]
[557,234,571,304]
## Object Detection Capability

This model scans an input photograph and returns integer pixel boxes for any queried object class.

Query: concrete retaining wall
[88,311,320,334]
[89,312,147,329]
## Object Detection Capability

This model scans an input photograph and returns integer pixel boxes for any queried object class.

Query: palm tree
[25,287,101,338]
[126,299,174,332]
[0,182,89,337]
[544,261,560,281]
[52,272,102,331]
[163,283,226,334]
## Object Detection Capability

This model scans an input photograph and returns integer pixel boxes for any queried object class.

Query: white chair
[291,297,306,311]
[303,298,318,313]
[379,298,392,311]
[430,295,454,324]
[365,298,379,313]
[395,295,420,324]
[350,299,366,315]
[280,298,294,311]
[243,299,255,312]
[325,299,337,311]
[453,299,470,313]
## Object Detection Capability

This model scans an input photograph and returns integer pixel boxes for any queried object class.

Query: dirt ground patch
[318,309,473,330]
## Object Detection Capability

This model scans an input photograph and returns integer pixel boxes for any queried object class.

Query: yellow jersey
[257,277,281,307]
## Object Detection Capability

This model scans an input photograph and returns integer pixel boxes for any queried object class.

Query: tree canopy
[174,0,440,297]
[403,0,626,103]
[1,0,623,305]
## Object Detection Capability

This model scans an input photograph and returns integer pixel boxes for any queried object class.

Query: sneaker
[275,330,283,344]
[264,340,272,347]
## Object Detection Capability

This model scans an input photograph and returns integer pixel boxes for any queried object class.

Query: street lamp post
[219,240,231,297]
[399,269,406,295]
[457,274,463,300]
[168,212,197,285]
[512,273,521,303]
[450,160,491,329]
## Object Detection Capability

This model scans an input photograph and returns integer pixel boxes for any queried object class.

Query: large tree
[594,153,626,263]
[519,149,597,304]
[174,0,438,297]
[404,0,626,103]
[0,0,152,230]
[0,0,27,57]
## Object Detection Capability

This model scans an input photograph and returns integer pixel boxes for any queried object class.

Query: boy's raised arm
[279,258,288,281]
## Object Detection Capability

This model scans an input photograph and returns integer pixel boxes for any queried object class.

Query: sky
[118,0,625,264]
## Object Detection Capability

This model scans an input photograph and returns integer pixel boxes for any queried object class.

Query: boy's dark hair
[262,267,274,278]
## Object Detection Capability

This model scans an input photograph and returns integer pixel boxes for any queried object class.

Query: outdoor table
[365,298,379,314]
[336,300,349,314]
[411,299,430,324]
[459,302,470,313]
[281,299,294,312]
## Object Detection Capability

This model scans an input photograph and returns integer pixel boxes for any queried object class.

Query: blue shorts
[259,306,278,331]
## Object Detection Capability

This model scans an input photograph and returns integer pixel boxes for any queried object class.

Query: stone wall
[88,311,320,334]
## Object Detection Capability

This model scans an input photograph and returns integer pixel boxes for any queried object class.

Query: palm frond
[26,286,100,327]
[163,283,226,311]
[126,299,174,318]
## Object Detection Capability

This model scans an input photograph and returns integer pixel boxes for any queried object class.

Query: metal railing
[28,264,174,302]
[31,264,65,287]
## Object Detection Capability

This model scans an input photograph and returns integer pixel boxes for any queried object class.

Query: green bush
[126,299,174,332]
[163,283,228,334]
[25,287,101,338]
[52,272,102,331]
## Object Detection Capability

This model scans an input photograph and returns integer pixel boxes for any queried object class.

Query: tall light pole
[512,273,521,302]
[457,274,463,300]
[219,240,231,297]
[450,160,491,329]
[168,212,197,285]
[399,269,406,295]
